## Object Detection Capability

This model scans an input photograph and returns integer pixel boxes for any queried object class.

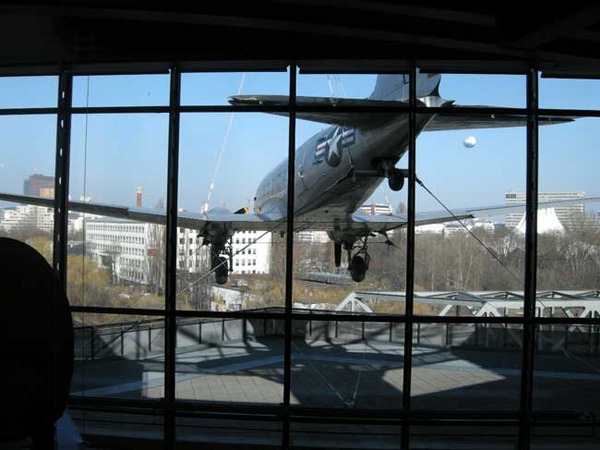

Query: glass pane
[291,421,402,449]
[533,323,599,448]
[412,425,518,449]
[294,71,409,309]
[68,113,168,309]
[177,111,288,311]
[0,114,56,255]
[69,409,163,446]
[72,74,170,107]
[72,313,165,399]
[175,315,284,404]
[434,73,525,108]
[540,76,600,110]
[181,71,289,106]
[176,416,281,447]
[537,108,599,450]
[291,318,404,409]
[538,116,600,292]
[297,72,378,99]
[415,107,527,314]
[0,76,57,108]
[532,416,597,448]
[293,108,409,309]
[411,322,522,411]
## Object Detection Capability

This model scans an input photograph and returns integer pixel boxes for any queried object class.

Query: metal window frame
[1,63,598,449]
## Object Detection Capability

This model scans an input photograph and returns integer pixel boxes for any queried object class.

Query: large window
[1,63,598,449]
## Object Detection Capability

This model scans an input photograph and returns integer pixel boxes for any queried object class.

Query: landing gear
[201,220,235,285]
[334,242,342,268]
[334,236,371,283]
[330,234,371,283]
[349,254,367,282]
[213,255,229,285]
[210,242,232,285]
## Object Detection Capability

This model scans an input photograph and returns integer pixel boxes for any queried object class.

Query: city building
[23,173,54,198]
[231,230,271,275]
[415,217,495,236]
[505,191,585,228]
[0,204,54,233]
[359,203,394,215]
[84,217,271,285]
[296,230,330,243]
[514,208,565,234]
[85,218,152,285]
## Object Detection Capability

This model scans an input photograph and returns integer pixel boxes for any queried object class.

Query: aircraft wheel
[334,242,342,268]
[388,168,404,191]
[349,255,367,282]
[214,256,229,285]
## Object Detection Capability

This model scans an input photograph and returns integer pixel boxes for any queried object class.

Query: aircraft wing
[0,193,286,233]
[2,192,598,237]
[425,105,573,131]
[349,196,600,233]
[230,95,573,132]
[229,94,410,128]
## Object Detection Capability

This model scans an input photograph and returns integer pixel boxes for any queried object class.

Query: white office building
[84,217,271,285]
[85,218,152,284]
[415,217,495,236]
[296,230,330,244]
[359,203,394,216]
[231,230,271,275]
[0,204,54,233]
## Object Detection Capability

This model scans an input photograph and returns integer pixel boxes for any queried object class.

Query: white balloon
[463,136,477,148]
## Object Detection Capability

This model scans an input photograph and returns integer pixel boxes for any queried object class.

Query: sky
[0,69,598,220]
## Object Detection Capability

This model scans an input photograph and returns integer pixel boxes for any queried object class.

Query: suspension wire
[533,295,600,375]
[74,318,147,368]
[349,338,369,407]
[202,73,246,213]
[81,75,90,309]
[273,322,347,405]
[416,176,522,283]
[326,75,335,97]
[377,238,462,294]
[78,75,91,394]
[334,74,348,98]
[176,227,278,297]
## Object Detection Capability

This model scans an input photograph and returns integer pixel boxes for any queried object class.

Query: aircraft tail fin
[368,69,442,101]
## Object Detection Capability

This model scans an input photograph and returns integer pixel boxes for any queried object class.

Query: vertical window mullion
[401,63,418,450]
[164,65,181,449]
[53,70,72,290]
[282,62,297,450]
[518,68,539,450]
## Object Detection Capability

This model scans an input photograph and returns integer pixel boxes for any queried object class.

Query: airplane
[0,70,596,285]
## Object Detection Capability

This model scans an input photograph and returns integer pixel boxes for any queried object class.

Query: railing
[73,312,600,361]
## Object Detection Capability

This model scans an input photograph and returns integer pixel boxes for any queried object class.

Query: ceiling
[1,1,600,77]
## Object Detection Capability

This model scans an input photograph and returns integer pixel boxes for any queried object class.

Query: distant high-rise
[505,191,585,228]
[24,173,54,198]
[136,186,143,207]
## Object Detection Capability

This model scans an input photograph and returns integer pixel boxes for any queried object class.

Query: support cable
[202,73,246,213]
[416,176,522,284]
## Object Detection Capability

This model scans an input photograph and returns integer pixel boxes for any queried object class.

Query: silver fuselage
[253,111,436,229]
